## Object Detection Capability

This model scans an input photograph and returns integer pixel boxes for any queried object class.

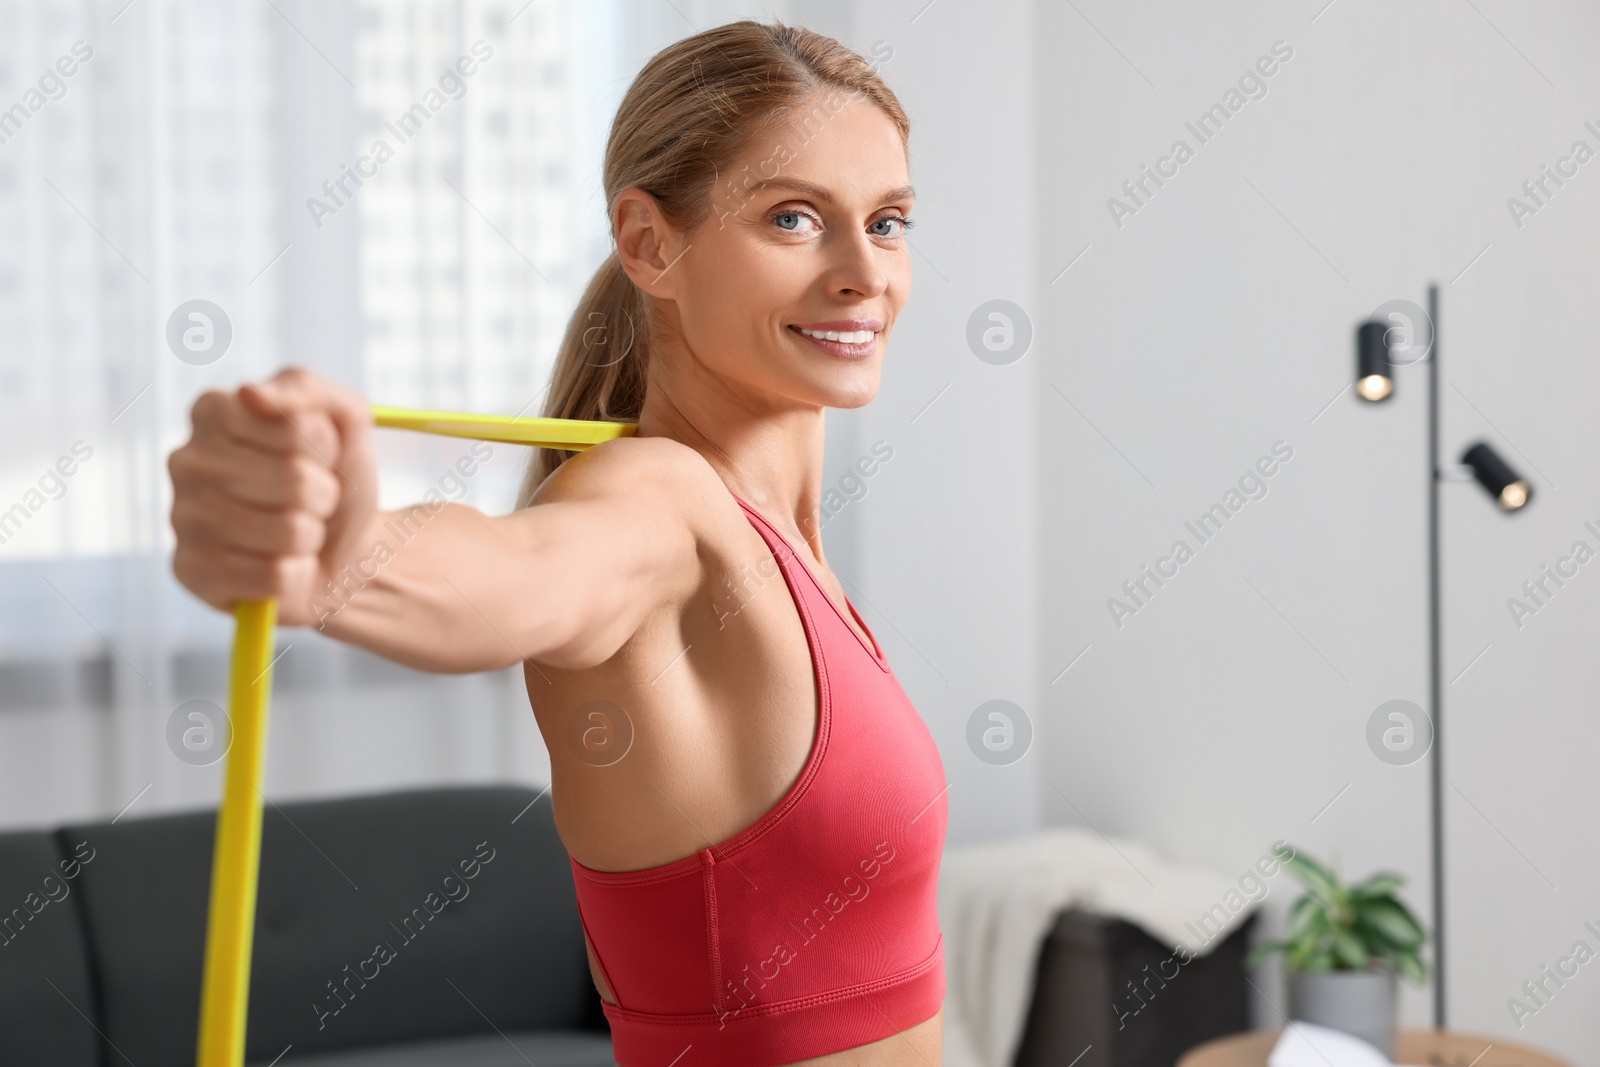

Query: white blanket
[938,828,1260,1067]
[1272,1022,1422,1067]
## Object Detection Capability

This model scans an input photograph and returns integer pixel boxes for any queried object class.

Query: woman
[169,20,947,1067]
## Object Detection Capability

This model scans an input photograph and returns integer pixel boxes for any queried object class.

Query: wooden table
[1177,1029,1574,1067]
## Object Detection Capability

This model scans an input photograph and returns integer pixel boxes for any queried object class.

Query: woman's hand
[168,366,379,626]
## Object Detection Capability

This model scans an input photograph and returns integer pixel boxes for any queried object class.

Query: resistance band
[194,407,636,1066]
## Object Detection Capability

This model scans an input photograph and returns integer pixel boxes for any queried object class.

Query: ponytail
[517,253,645,507]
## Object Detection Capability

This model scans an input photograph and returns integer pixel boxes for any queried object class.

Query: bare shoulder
[513,434,751,671]
[520,433,756,609]
[530,433,744,539]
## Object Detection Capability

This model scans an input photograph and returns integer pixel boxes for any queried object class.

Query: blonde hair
[517,20,908,506]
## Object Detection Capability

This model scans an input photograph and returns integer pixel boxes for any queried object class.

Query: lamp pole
[1426,281,1445,1030]
[1357,283,1531,1030]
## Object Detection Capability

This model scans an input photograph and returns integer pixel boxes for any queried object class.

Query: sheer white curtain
[0,0,623,830]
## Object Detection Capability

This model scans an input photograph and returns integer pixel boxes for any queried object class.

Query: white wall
[1030,0,1600,1059]
[838,1,1042,846]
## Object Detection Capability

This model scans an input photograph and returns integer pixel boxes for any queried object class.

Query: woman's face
[624,92,914,411]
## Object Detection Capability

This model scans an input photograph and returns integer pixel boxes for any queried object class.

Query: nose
[827,228,891,301]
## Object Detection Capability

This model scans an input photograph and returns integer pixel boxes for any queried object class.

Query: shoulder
[515,435,755,670]
[528,434,746,545]
[530,434,720,507]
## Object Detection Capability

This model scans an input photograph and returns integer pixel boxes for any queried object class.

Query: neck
[634,344,829,558]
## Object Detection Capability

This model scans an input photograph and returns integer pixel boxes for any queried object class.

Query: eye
[868,214,915,238]
[772,209,821,233]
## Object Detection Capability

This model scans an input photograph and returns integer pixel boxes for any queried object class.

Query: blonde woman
[169,21,946,1067]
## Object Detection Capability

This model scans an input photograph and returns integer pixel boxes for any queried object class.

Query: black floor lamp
[1354,282,1534,1029]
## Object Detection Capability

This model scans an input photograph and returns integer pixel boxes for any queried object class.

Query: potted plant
[1245,846,1428,1058]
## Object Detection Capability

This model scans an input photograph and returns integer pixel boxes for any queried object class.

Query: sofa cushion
[1014,908,1256,1067]
[62,784,602,1067]
[0,829,101,1066]
[249,1029,616,1066]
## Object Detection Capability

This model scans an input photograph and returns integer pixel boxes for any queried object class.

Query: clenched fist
[168,366,379,627]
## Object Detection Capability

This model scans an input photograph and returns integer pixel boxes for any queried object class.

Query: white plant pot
[1287,969,1398,1059]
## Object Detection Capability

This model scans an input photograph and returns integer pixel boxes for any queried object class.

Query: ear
[615,188,689,301]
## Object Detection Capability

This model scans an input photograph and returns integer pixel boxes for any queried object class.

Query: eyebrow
[743,177,916,206]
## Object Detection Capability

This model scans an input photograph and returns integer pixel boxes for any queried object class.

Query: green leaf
[1351,871,1405,899]
[1367,941,1398,965]
[1393,950,1429,986]
[1353,916,1401,956]
[1333,929,1369,970]
[1286,936,1320,971]
[1283,851,1345,909]
[1356,899,1426,947]
[1301,947,1336,973]
[1366,938,1429,986]
[1245,940,1289,967]
[1288,898,1329,949]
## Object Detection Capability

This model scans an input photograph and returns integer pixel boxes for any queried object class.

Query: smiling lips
[788,319,883,359]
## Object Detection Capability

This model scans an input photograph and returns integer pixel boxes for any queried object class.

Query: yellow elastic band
[195,406,634,1065]
[194,597,274,1066]
[370,404,636,449]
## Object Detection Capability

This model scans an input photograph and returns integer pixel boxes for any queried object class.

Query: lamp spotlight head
[1461,441,1533,512]
[1356,321,1395,402]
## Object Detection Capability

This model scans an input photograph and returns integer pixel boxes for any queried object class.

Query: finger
[192,389,292,454]
[169,434,342,517]
[192,386,336,461]
[299,372,373,450]
[279,372,376,499]
[171,490,325,557]
[244,372,367,493]
[236,382,343,461]
[173,544,320,608]
[246,365,331,414]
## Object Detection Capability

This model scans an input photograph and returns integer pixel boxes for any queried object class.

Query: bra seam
[600,933,943,1026]
[702,849,723,1013]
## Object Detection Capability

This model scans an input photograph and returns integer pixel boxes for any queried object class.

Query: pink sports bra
[567,491,949,1067]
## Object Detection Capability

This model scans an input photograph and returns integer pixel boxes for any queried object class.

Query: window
[0,0,624,826]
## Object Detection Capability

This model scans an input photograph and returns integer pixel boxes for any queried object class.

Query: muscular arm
[313,440,707,673]
[169,367,708,676]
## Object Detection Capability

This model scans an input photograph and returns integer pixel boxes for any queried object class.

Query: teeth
[798,327,875,344]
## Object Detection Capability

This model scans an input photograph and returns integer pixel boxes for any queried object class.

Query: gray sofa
[0,784,614,1066]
